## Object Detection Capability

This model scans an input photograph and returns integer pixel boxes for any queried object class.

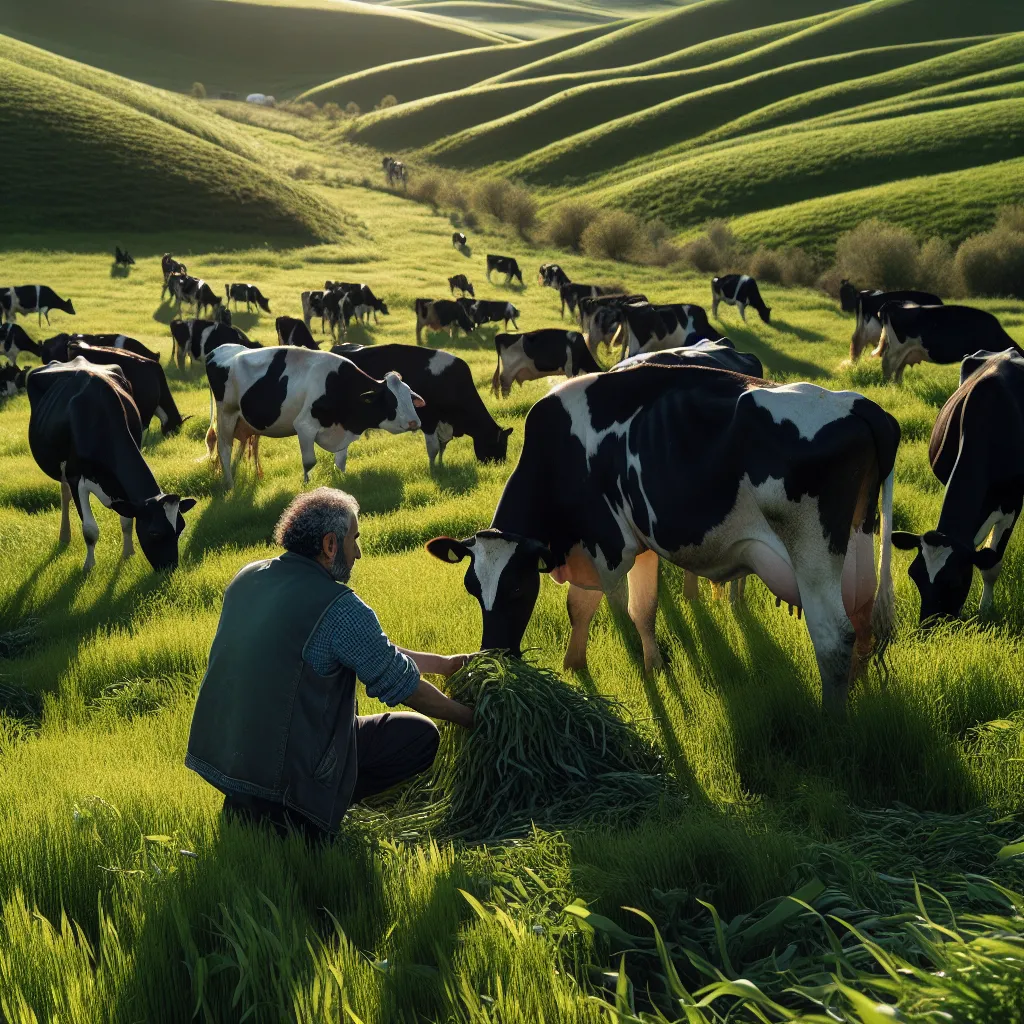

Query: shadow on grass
[109,263,130,279]
[343,465,406,517]
[184,477,291,562]
[152,300,182,325]
[228,310,261,333]
[722,326,826,379]
[432,459,478,495]
[770,318,827,343]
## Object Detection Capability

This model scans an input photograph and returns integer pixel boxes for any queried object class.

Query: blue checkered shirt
[302,590,420,706]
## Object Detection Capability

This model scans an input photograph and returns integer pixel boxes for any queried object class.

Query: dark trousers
[222,712,439,840]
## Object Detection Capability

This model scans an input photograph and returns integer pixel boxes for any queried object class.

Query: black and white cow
[0,364,27,398]
[41,333,161,364]
[301,290,329,333]
[204,347,424,486]
[383,157,407,187]
[839,279,875,315]
[539,264,570,290]
[225,283,271,313]
[331,343,512,468]
[470,300,519,331]
[343,284,389,325]
[452,231,467,250]
[0,286,76,326]
[893,349,1024,621]
[1,323,42,365]
[161,254,187,299]
[428,367,900,712]
[616,341,762,378]
[711,275,771,323]
[65,342,186,435]
[559,282,606,320]
[849,290,941,361]
[415,298,476,343]
[323,290,355,338]
[875,303,1021,383]
[276,316,319,350]
[114,247,135,268]
[449,275,474,298]
[486,255,523,287]
[492,329,600,398]
[27,360,196,572]
[578,294,649,345]
[614,302,722,360]
[170,319,258,370]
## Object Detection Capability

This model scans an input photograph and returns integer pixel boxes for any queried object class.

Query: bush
[191,82,206,99]
[322,102,342,121]
[995,205,1024,234]
[379,94,398,109]
[502,184,537,238]
[748,246,785,285]
[835,218,920,291]
[410,172,442,207]
[345,101,361,117]
[290,163,318,181]
[474,178,510,220]
[649,239,683,267]
[679,234,722,274]
[917,236,958,296]
[439,178,470,213]
[955,227,1024,299]
[706,219,738,260]
[581,209,643,262]
[780,247,818,288]
[463,209,479,231]
[545,199,598,252]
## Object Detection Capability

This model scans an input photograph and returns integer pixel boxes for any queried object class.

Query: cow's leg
[120,516,135,560]
[628,550,662,673]
[298,430,318,482]
[76,482,100,573]
[425,429,441,468]
[711,294,719,318]
[739,302,747,322]
[683,571,700,599]
[58,478,73,546]
[980,559,1003,615]
[215,409,238,489]
[564,585,604,673]
[797,568,854,715]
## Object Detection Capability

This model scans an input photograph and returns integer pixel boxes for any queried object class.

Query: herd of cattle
[1,246,1022,712]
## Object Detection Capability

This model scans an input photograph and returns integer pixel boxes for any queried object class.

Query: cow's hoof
[563,652,588,674]
[644,651,664,675]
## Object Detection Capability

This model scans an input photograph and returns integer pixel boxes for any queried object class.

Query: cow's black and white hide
[27,359,196,572]
[616,341,762,378]
[415,298,476,343]
[383,157,407,186]
[428,366,900,713]
[161,254,187,295]
[276,316,319,350]
[492,329,600,398]
[452,231,468,249]
[448,275,475,298]
[170,319,258,370]
[486,255,523,287]
[893,349,1024,621]
[470,299,519,330]
[225,283,271,314]
[0,286,76,326]
[849,289,941,361]
[614,302,721,360]
[0,363,27,398]
[711,275,771,323]
[559,282,606,320]
[539,264,570,290]
[1,323,42,366]
[322,289,355,338]
[578,294,649,346]
[40,333,161,365]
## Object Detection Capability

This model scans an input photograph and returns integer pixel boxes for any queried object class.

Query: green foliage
[545,198,599,252]
[956,225,1024,299]
[581,209,644,262]
[190,81,205,100]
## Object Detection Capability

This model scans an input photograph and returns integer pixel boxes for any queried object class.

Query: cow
[614,302,723,360]
[323,289,355,338]
[160,255,187,299]
[415,298,476,343]
[40,334,161,365]
[486,255,523,287]
[203,347,424,487]
[344,284,389,325]
[331,343,512,468]
[711,275,771,324]
[27,359,196,572]
[449,275,474,298]
[276,316,319,350]
[428,366,900,713]
[114,247,135,268]
[225,283,271,313]
[170,319,258,370]
[849,289,941,361]
[452,232,468,250]
[578,294,649,346]
[470,300,519,331]
[0,364,27,398]
[65,342,186,435]
[892,349,1024,622]
[839,279,874,314]
[383,157,407,186]
[617,341,762,378]
[875,303,1022,383]
[559,282,606,320]
[492,329,600,398]
[1,323,42,366]
[301,290,327,332]
[539,264,570,290]
[0,286,76,326]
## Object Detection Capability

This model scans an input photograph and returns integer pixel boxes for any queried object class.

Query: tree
[191,82,206,99]
[345,101,361,117]
[322,102,342,121]
[379,94,398,109]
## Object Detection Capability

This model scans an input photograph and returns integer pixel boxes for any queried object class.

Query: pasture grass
[1,169,1023,1020]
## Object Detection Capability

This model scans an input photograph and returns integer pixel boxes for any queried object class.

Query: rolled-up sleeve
[305,592,421,706]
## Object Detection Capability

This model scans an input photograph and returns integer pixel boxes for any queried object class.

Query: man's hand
[403,678,474,729]
[400,648,477,678]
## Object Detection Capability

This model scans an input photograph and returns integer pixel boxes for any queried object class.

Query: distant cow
[301,290,327,332]
[452,232,467,249]
[850,290,941,361]
[276,316,319,350]
[893,349,1024,621]
[170,319,258,370]
[332,343,512,468]
[204,347,424,486]
[415,298,476,343]
[875,303,1022,383]
[615,302,723,360]
[225,283,271,313]
[40,333,161,365]
[1,323,42,366]
[539,264,570,290]
[492,329,600,398]
[345,284,389,325]
[449,274,474,298]
[711,275,771,323]
[486,255,523,287]
[323,290,355,338]
[161,255,187,299]
[0,364,27,398]
[470,300,519,331]
[114,247,135,268]
[383,157,407,186]
[27,360,196,572]
[0,286,76,326]
[168,275,220,317]
[559,283,606,320]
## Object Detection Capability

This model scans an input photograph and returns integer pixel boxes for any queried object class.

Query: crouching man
[185,487,474,840]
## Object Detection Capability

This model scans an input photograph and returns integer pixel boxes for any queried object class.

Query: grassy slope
[1,171,1023,1018]
[384,0,621,40]
[0,0,501,97]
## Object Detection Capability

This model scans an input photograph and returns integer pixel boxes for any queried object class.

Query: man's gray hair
[273,488,359,559]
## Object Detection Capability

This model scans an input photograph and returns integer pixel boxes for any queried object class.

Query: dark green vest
[185,552,357,832]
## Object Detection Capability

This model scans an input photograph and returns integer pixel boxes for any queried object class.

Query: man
[186,487,474,839]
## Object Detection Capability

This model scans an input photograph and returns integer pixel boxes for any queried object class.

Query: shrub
[955,227,1024,299]
[439,178,470,213]
[322,102,342,121]
[706,219,738,260]
[379,94,398,109]
[835,218,920,291]
[679,234,722,274]
[462,209,479,231]
[917,236,958,296]
[191,82,206,99]
[410,172,442,207]
[995,205,1024,234]
[649,239,682,267]
[474,178,510,220]
[345,101,361,117]
[581,209,643,262]
[502,184,537,238]
[545,199,598,252]
[780,247,818,288]
[748,246,785,285]
[290,163,318,181]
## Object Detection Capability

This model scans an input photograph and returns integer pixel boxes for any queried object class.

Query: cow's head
[892,530,999,623]
[839,279,858,313]
[427,530,557,654]
[473,425,513,463]
[377,300,390,316]
[330,366,423,435]
[39,334,71,364]
[110,493,197,571]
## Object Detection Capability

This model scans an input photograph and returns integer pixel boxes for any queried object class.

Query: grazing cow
[204,347,424,486]
[170,319,258,370]
[893,349,1024,621]
[850,290,941,361]
[194,281,222,317]
[345,284,389,325]
[1,323,42,365]
[160,255,187,299]
[66,342,186,435]
[383,157,407,186]
[452,232,467,249]
[332,343,512,467]
[559,282,606,320]
[539,264,570,290]
[415,298,476,343]
[875,303,1021,383]
[114,247,135,268]
[578,294,649,344]
[0,286,76,326]
[614,302,722,360]
[323,289,355,338]
[617,341,762,378]
[428,366,900,712]
[492,329,599,398]
[225,283,271,313]
[839,279,875,314]
[301,290,327,332]
[40,334,161,364]
[449,274,475,298]
[486,255,523,287]
[470,300,519,331]
[711,275,771,323]
[0,364,27,398]
[276,316,319,350]
[27,360,196,572]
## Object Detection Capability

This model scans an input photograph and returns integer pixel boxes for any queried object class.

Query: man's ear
[426,536,472,564]
[974,548,1001,571]
[891,531,922,551]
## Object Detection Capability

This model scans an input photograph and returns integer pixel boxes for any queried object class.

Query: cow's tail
[872,467,895,665]
[491,336,502,396]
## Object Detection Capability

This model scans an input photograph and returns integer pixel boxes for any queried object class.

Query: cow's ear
[109,499,139,519]
[891,531,921,551]
[426,536,472,564]
[973,548,1001,571]
[525,542,557,573]
[502,426,514,437]
[178,497,198,514]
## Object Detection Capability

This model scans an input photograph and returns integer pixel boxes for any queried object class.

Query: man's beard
[329,547,352,584]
